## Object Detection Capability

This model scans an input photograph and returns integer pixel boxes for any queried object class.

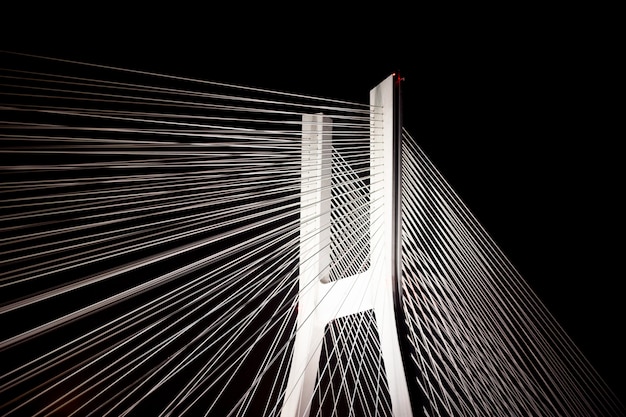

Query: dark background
[2,5,622,406]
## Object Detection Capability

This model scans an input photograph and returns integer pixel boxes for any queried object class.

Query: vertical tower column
[282,113,333,417]
[370,74,414,417]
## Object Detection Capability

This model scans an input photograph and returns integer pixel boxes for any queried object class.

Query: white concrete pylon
[282,75,413,417]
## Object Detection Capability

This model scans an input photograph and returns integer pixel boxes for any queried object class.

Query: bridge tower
[281,75,416,416]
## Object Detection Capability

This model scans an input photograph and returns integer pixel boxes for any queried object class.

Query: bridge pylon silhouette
[282,74,415,417]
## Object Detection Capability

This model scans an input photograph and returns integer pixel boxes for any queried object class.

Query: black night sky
[2,5,623,408]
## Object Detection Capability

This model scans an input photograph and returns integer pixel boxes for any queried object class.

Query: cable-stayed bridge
[0,51,624,417]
